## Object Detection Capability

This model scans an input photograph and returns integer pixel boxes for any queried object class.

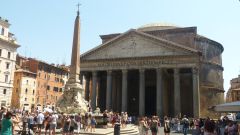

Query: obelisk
[56,7,88,113]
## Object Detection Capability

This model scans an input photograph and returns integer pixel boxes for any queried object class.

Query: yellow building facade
[11,69,37,111]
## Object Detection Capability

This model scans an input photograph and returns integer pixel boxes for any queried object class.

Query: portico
[81,56,200,118]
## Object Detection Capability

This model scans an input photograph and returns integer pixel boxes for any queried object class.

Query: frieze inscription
[97,60,178,67]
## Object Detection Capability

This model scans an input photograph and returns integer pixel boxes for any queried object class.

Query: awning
[211,101,240,112]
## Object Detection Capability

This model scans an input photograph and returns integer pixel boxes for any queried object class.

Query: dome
[137,22,178,31]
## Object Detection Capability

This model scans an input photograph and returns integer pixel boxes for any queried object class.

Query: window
[47,85,50,90]
[25,88,28,94]
[53,87,58,92]
[33,90,35,95]
[0,49,2,56]
[3,89,6,94]
[1,28,4,35]
[7,52,11,59]
[5,75,8,83]
[26,80,28,85]
[59,88,62,92]
[25,98,27,101]
[16,88,18,93]
[6,63,10,69]
[1,101,6,107]
[38,73,41,77]
[34,81,35,86]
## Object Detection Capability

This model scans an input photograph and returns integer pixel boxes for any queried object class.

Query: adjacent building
[0,17,20,108]
[15,55,69,110]
[226,75,240,102]
[11,69,37,111]
[80,23,224,118]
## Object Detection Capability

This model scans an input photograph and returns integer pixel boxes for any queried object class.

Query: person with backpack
[182,115,189,135]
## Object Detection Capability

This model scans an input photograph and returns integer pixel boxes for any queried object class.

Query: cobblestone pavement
[18,126,192,135]
[147,127,191,135]
[39,127,191,135]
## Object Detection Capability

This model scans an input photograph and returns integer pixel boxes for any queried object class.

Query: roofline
[15,69,37,75]
[196,35,224,53]
[81,29,200,59]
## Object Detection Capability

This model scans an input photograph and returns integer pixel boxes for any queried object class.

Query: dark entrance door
[145,86,156,116]
[127,70,139,116]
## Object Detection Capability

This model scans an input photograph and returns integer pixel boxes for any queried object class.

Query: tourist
[182,115,189,135]
[12,113,20,134]
[69,115,76,135]
[204,119,216,135]
[22,111,29,133]
[91,116,97,132]
[225,121,237,135]
[85,114,92,132]
[27,113,35,133]
[150,116,158,135]
[62,115,70,135]
[122,112,128,128]
[164,116,170,135]
[103,110,108,128]
[50,112,58,135]
[1,111,13,135]
[199,118,205,134]
[139,117,147,135]
[83,113,89,131]
[44,113,51,135]
[75,113,81,133]
[193,118,201,135]
[59,113,66,134]
[111,112,116,127]
[144,117,150,135]
[233,121,239,135]
[0,106,7,132]
[37,111,44,135]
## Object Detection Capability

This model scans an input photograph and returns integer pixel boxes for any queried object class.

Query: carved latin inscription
[97,60,174,67]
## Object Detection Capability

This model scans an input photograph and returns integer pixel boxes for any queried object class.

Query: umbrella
[43,108,53,113]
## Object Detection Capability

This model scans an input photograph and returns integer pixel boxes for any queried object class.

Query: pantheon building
[80,23,224,118]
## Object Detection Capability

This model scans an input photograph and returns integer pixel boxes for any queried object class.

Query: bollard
[114,123,120,135]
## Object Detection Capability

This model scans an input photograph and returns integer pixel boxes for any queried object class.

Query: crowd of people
[1,105,240,135]
[138,114,240,135]
[0,106,132,135]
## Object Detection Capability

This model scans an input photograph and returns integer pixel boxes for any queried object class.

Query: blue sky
[1,0,240,92]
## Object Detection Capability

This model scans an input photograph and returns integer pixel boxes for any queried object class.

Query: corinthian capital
[192,67,199,74]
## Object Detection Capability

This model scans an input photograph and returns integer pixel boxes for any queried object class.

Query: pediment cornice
[81,29,201,60]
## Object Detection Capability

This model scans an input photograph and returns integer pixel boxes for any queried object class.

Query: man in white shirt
[37,111,44,135]
[50,112,58,135]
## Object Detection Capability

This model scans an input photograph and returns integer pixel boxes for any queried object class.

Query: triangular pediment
[81,30,199,60]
